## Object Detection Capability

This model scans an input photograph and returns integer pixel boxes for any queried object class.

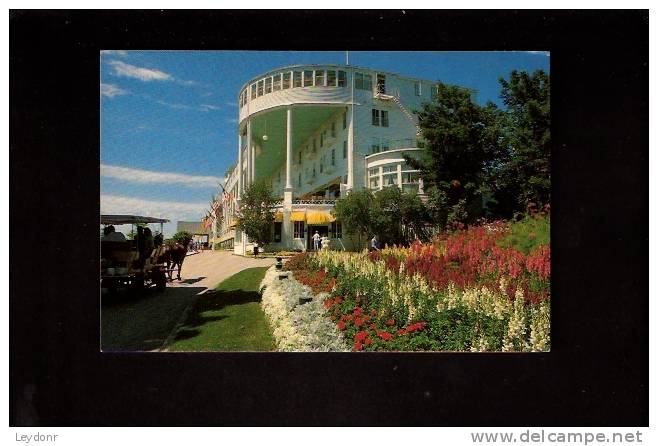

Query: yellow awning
[274,211,283,222]
[290,211,306,222]
[306,211,335,225]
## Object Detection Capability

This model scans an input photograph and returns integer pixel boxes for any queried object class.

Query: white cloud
[154,99,220,112]
[225,101,238,107]
[156,99,193,110]
[526,51,550,56]
[227,118,238,124]
[101,50,128,56]
[101,194,208,237]
[108,60,173,82]
[101,83,129,98]
[199,104,220,112]
[101,164,222,188]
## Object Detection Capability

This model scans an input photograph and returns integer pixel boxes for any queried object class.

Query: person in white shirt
[312,230,321,251]
[370,235,380,252]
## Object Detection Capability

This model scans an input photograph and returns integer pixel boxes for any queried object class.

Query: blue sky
[100,50,549,237]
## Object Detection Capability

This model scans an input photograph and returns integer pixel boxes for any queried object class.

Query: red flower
[335,296,343,304]
[353,307,363,317]
[354,317,364,328]
[398,329,406,335]
[354,341,363,351]
[337,321,346,331]
[354,331,368,343]
[323,299,333,309]
[369,323,377,330]
[377,331,393,341]
[364,338,373,346]
[386,319,395,326]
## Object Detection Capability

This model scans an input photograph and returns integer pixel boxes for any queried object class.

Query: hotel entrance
[307,225,328,251]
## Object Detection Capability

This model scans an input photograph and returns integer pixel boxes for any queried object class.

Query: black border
[10,10,648,426]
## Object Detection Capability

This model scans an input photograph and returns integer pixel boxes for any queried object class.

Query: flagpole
[346,50,349,66]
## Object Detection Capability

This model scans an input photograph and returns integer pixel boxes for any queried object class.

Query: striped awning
[306,211,336,225]
[290,211,306,222]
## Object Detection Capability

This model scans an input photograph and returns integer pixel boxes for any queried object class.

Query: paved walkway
[101,251,274,352]
[169,251,275,290]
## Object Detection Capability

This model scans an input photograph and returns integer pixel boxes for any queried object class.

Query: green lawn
[166,267,274,352]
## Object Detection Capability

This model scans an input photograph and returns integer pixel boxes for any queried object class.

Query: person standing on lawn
[253,241,259,258]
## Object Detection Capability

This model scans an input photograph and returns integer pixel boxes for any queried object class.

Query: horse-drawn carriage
[100,214,170,294]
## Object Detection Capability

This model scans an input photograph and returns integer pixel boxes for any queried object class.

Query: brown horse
[156,242,188,281]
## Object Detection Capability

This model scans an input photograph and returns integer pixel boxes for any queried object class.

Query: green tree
[493,69,551,213]
[236,181,276,248]
[333,189,374,249]
[408,82,500,228]
[171,231,193,246]
[370,187,431,246]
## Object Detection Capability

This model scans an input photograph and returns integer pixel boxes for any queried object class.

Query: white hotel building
[214,64,437,254]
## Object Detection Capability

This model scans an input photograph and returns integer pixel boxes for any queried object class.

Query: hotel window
[294,221,305,239]
[282,72,291,89]
[265,77,272,94]
[342,111,347,129]
[384,175,398,186]
[257,80,264,96]
[293,71,303,87]
[372,109,380,126]
[383,165,397,173]
[381,110,389,127]
[355,72,373,90]
[251,83,257,100]
[330,221,342,238]
[381,138,390,151]
[331,122,336,138]
[312,139,317,152]
[369,177,379,188]
[298,172,302,187]
[376,74,386,94]
[303,70,313,87]
[343,141,347,159]
[274,222,282,242]
[326,70,336,86]
[414,81,422,96]
[403,172,419,183]
[314,70,325,86]
[273,73,282,91]
[432,84,439,100]
[369,168,379,177]
[313,165,316,178]
[371,138,381,154]
[331,149,335,166]
[338,70,347,87]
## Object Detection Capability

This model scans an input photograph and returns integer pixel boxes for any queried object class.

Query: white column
[285,107,293,190]
[347,104,354,189]
[251,145,255,185]
[246,119,252,186]
[379,166,383,191]
[418,178,424,195]
[237,132,243,198]
[397,163,403,190]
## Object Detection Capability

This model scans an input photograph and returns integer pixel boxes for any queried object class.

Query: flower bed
[284,217,550,352]
[259,267,349,352]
